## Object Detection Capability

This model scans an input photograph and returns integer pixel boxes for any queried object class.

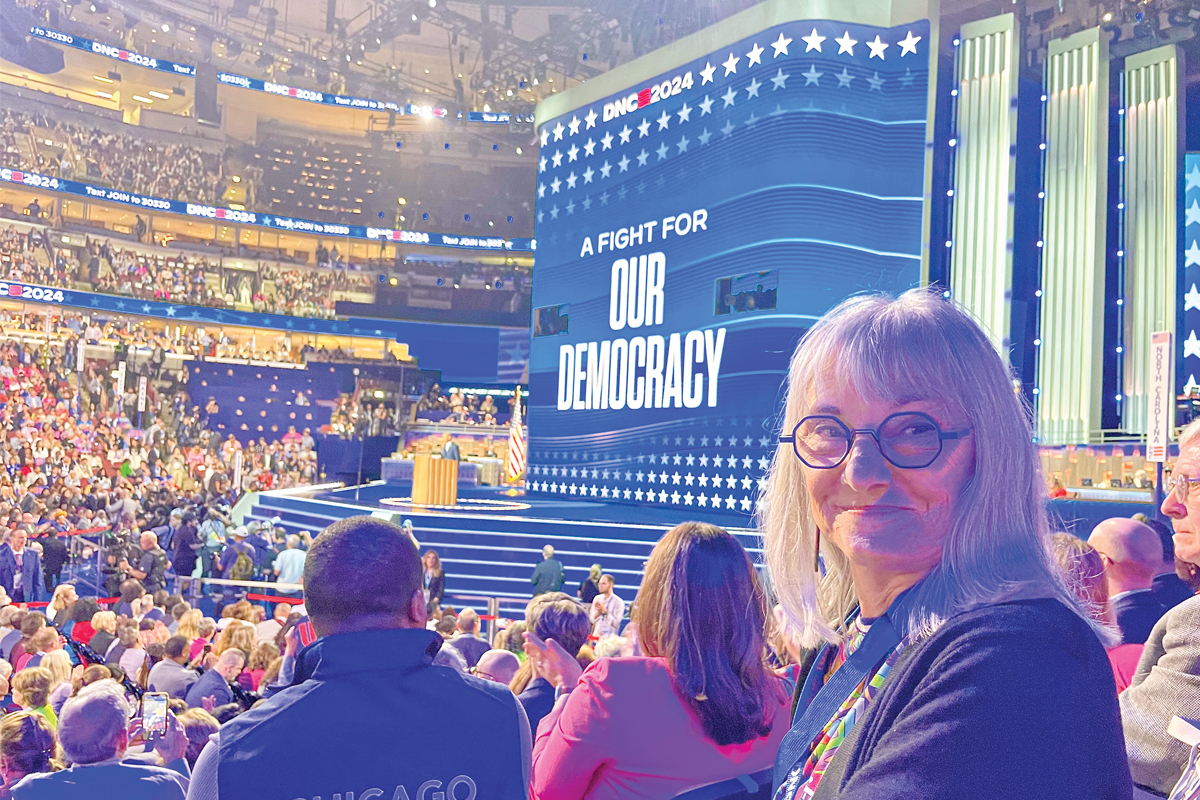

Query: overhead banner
[0,165,534,252]
[28,25,195,76]
[527,14,933,518]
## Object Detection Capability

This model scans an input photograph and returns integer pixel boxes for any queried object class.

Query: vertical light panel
[1123,45,1179,435]
[1037,29,1108,446]
[950,13,1019,351]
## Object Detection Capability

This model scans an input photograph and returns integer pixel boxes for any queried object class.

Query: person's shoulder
[14,762,184,796]
[580,655,671,690]
[919,598,1104,668]
[1161,592,1200,623]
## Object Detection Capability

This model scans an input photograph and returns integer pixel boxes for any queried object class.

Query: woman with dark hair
[421,550,444,618]
[0,711,57,797]
[66,598,101,646]
[527,521,790,799]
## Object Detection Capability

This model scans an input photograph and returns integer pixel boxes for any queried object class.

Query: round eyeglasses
[778,412,971,470]
[1166,474,1200,504]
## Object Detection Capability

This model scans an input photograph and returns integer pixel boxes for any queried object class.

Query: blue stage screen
[528,19,932,517]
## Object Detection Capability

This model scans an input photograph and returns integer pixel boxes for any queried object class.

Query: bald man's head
[1088,518,1164,593]
[474,649,520,686]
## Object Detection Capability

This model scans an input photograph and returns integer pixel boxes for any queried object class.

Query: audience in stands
[185,516,531,798]
[447,607,491,669]
[760,290,1131,798]
[515,592,591,736]
[0,712,57,797]
[1121,419,1200,796]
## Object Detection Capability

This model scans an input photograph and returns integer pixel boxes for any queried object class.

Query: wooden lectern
[412,453,459,506]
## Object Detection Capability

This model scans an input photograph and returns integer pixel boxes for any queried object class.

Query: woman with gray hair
[761,290,1131,799]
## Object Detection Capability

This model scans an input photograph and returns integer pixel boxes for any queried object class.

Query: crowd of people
[0,285,1198,799]
[0,108,222,206]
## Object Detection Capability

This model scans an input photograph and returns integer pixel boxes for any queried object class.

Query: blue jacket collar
[297,628,444,681]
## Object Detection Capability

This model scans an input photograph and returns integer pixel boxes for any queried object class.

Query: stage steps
[247,490,761,619]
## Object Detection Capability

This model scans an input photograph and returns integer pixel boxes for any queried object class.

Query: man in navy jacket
[186,516,530,799]
[0,529,43,603]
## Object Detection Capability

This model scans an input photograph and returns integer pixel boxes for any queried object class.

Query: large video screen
[528,18,932,518]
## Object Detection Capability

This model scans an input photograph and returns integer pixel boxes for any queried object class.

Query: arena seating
[190,361,334,444]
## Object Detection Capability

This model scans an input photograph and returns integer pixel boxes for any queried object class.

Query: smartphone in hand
[142,692,168,738]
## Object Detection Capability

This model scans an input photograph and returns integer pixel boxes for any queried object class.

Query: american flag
[506,385,527,483]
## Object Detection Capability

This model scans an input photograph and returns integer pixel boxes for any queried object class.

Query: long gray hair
[759,289,1111,648]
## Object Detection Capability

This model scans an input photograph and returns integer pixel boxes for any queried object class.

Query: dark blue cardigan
[804,598,1134,799]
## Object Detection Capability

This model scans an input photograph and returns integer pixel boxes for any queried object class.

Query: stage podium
[412,454,459,506]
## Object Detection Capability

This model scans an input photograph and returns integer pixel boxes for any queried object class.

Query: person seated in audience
[10,668,55,729]
[473,649,521,687]
[10,680,186,799]
[527,522,790,799]
[515,593,591,735]
[147,636,198,701]
[1122,420,1200,795]
[175,708,219,769]
[0,712,57,797]
[183,649,243,710]
[1049,534,1144,693]
[447,608,491,669]
[1088,518,1170,645]
[760,290,1130,799]
[1136,515,1197,610]
[185,516,530,798]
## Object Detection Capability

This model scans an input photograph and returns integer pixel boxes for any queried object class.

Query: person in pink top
[526,521,792,800]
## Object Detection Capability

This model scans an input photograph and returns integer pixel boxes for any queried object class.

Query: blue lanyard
[771,587,917,796]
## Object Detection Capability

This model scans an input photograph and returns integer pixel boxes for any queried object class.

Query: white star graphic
[538,156,547,172]
[1187,165,1200,191]
[700,62,716,84]
[802,65,823,86]
[745,78,761,98]
[676,135,689,153]
[677,102,692,122]
[551,150,563,168]
[552,121,565,140]
[699,95,714,115]
[747,42,764,66]
[1188,375,1200,394]
[1188,241,1200,267]
[600,161,612,178]
[1186,330,1200,360]
[583,166,595,184]
[720,120,736,136]
[836,32,858,55]
[898,31,922,56]
[1185,284,1200,311]
[657,110,671,130]
[697,493,708,507]
[867,35,889,59]
[722,86,737,107]
[867,72,884,91]
[636,149,649,167]
[684,492,694,506]
[1187,201,1200,227]
[568,115,581,135]
[836,68,853,88]
[619,125,632,144]
[656,142,669,160]
[802,28,825,52]
[740,497,753,511]
[550,177,561,193]
[618,155,630,172]
[723,52,740,75]
[637,118,651,137]
[601,131,614,150]
[771,69,789,89]
[583,137,596,156]
[540,127,550,146]
[566,171,577,189]
[567,144,579,162]
[537,183,545,198]
[698,128,712,145]
[585,109,598,128]
[771,32,792,57]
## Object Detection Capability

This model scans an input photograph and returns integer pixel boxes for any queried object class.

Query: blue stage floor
[311,481,756,529]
